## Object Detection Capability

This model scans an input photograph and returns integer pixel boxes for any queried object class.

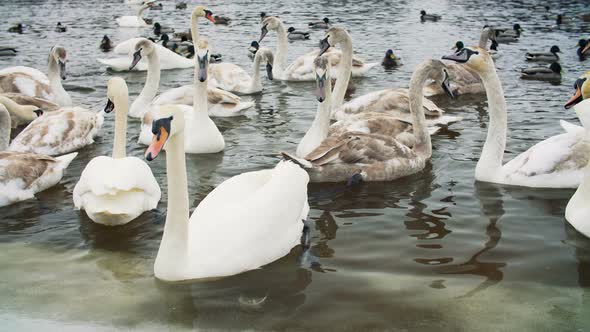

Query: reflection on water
[1,0,590,330]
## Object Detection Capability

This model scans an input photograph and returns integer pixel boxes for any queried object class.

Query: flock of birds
[1,2,590,282]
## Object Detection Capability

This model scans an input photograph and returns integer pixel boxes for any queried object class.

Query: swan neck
[138,52,160,105]
[477,67,507,177]
[0,96,34,122]
[297,77,332,156]
[112,91,129,159]
[138,5,148,18]
[478,31,488,49]
[251,52,263,92]
[159,132,190,262]
[47,59,66,97]
[274,23,288,77]
[0,108,10,150]
[408,62,432,158]
[190,14,200,43]
[331,38,353,110]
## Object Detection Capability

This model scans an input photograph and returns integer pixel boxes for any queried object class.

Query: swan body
[74,78,160,226]
[145,105,309,281]
[565,99,590,237]
[0,46,71,106]
[286,29,441,183]
[97,38,193,71]
[10,107,104,156]
[208,47,274,95]
[443,47,589,188]
[116,3,153,27]
[0,104,77,207]
[259,16,376,81]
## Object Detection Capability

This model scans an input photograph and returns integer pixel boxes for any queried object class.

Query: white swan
[116,2,154,27]
[284,53,444,183]
[73,78,160,226]
[9,106,105,156]
[0,46,72,106]
[565,98,590,237]
[442,47,590,188]
[144,105,309,281]
[0,104,77,207]
[128,39,252,119]
[259,16,377,81]
[139,39,224,153]
[208,47,274,95]
[0,95,42,128]
[97,37,193,71]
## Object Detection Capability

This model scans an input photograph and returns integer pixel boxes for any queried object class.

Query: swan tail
[280,152,313,169]
[560,120,585,133]
[55,152,78,169]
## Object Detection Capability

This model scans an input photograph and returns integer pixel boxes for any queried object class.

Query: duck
[0,45,72,106]
[116,1,154,27]
[494,24,523,43]
[259,16,377,81]
[153,22,174,35]
[0,47,17,57]
[139,41,225,153]
[8,24,23,34]
[287,27,310,40]
[127,39,251,119]
[248,40,259,58]
[283,54,448,183]
[100,35,113,52]
[308,17,330,29]
[0,93,59,114]
[214,15,231,25]
[488,40,500,59]
[420,10,441,22]
[442,47,589,188]
[525,45,561,62]
[0,95,43,128]
[73,77,160,226]
[149,3,163,10]
[54,22,67,32]
[0,104,77,208]
[520,62,562,82]
[565,98,590,237]
[143,105,309,281]
[382,49,402,68]
[208,48,275,95]
[578,39,590,61]
[176,2,187,9]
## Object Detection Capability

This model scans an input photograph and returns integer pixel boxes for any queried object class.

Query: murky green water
[1,0,590,330]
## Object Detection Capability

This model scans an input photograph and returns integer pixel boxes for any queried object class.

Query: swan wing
[208,63,252,92]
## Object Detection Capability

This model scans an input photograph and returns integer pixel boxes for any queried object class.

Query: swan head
[49,46,67,80]
[192,6,215,23]
[442,46,493,73]
[318,27,350,56]
[105,77,128,113]
[145,106,184,161]
[195,39,210,82]
[424,60,454,99]
[565,71,590,109]
[256,47,274,80]
[259,16,282,42]
[314,56,330,102]
[249,40,259,54]
[130,38,155,70]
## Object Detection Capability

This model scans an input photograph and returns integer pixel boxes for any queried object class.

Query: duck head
[318,27,350,56]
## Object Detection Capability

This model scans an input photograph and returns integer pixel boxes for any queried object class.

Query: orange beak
[145,127,169,161]
[564,86,583,109]
[206,13,215,23]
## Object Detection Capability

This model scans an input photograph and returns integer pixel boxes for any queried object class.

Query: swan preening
[443,47,588,188]
[0,45,72,106]
[0,104,77,207]
[259,16,377,81]
[73,78,160,226]
[144,105,309,281]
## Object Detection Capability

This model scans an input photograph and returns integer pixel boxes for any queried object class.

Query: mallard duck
[287,27,310,40]
[8,24,23,34]
[149,3,163,10]
[214,15,231,25]
[248,40,259,59]
[308,17,330,29]
[382,49,402,68]
[0,47,17,57]
[525,45,561,62]
[154,22,174,35]
[54,22,67,33]
[579,39,590,61]
[521,62,562,81]
[176,2,187,9]
[100,35,113,52]
[495,24,523,43]
[420,10,441,22]
[489,40,500,59]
